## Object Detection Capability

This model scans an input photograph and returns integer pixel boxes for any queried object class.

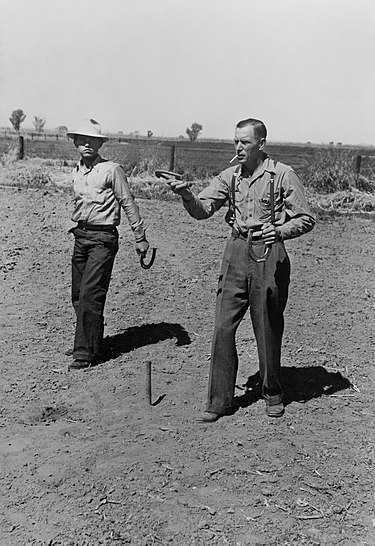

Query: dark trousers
[206,235,290,414]
[71,228,118,361]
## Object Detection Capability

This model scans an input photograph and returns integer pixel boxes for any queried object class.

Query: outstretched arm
[164,176,194,201]
[163,172,229,220]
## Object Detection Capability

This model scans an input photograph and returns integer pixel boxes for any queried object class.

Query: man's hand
[261,223,282,245]
[162,175,193,200]
[136,239,150,258]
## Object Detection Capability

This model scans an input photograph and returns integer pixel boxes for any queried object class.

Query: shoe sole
[266,406,285,418]
[197,413,223,423]
[68,362,92,371]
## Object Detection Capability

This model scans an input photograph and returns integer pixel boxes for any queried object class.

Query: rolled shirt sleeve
[182,174,229,219]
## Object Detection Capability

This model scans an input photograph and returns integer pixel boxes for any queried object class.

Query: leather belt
[77,221,117,233]
[232,228,263,242]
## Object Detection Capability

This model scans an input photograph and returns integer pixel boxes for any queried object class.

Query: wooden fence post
[170,144,176,171]
[17,136,24,160]
[355,155,362,174]
[145,360,152,405]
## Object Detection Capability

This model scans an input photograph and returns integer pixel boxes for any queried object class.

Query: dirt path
[0,186,374,546]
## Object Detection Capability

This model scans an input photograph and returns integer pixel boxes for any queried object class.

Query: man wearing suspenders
[164,118,315,422]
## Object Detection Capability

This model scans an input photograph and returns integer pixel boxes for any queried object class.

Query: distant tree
[147,130,153,139]
[57,125,68,136]
[186,122,203,142]
[9,109,26,131]
[33,116,46,134]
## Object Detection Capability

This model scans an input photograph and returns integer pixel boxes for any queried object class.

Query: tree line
[8,109,204,142]
[9,109,47,135]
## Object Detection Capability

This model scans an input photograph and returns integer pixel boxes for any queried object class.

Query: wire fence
[1,132,375,181]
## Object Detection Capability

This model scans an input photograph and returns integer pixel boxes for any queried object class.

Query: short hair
[236,118,267,140]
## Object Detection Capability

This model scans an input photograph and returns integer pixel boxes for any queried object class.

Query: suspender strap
[269,173,276,224]
[248,170,277,263]
[230,166,241,227]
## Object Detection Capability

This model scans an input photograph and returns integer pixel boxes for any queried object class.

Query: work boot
[68,360,92,371]
[197,412,224,423]
[265,394,284,418]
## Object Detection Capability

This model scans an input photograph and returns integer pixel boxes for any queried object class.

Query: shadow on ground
[234,365,352,408]
[95,322,191,364]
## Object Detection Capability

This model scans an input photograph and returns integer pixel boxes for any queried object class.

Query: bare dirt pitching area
[0,185,374,545]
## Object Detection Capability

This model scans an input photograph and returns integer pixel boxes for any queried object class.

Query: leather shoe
[197,412,223,423]
[265,400,284,418]
[68,360,92,371]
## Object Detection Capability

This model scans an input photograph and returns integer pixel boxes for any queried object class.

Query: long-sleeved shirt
[183,154,315,240]
[71,155,146,242]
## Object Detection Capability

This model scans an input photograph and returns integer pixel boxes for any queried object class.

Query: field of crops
[1,135,374,179]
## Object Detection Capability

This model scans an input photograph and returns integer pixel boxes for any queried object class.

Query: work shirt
[71,155,146,242]
[183,154,315,240]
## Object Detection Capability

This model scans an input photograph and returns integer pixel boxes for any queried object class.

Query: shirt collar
[239,153,274,181]
[76,154,103,173]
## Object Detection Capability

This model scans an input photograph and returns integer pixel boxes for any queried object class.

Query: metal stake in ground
[145,360,152,405]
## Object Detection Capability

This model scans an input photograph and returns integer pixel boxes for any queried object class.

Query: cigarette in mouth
[229,155,238,164]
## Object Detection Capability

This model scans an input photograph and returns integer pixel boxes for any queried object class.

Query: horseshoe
[248,234,271,263]
[140,247,157,269]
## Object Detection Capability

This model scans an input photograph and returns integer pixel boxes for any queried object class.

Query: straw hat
[66,118,109,141]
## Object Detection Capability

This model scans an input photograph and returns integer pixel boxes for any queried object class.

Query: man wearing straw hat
[66,118,149,370]
[164,118,315,421]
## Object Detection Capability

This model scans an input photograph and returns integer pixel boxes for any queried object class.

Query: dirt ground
[0,183,374,546]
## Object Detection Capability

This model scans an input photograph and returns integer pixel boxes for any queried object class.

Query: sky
[0,0,374,145]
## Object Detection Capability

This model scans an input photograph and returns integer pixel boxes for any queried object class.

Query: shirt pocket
[232,181,245,205]
[259,190,283,218]
[93,179,109,194]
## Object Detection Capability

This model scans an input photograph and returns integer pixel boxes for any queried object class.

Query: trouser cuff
[206,403,235,415]
[73,351,93,362]
[263,393,283,405]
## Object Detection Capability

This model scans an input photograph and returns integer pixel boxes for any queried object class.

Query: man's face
[75,135,103,159]
[234,125,265,169]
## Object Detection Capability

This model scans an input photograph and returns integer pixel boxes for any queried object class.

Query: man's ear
[259,138,266,151]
